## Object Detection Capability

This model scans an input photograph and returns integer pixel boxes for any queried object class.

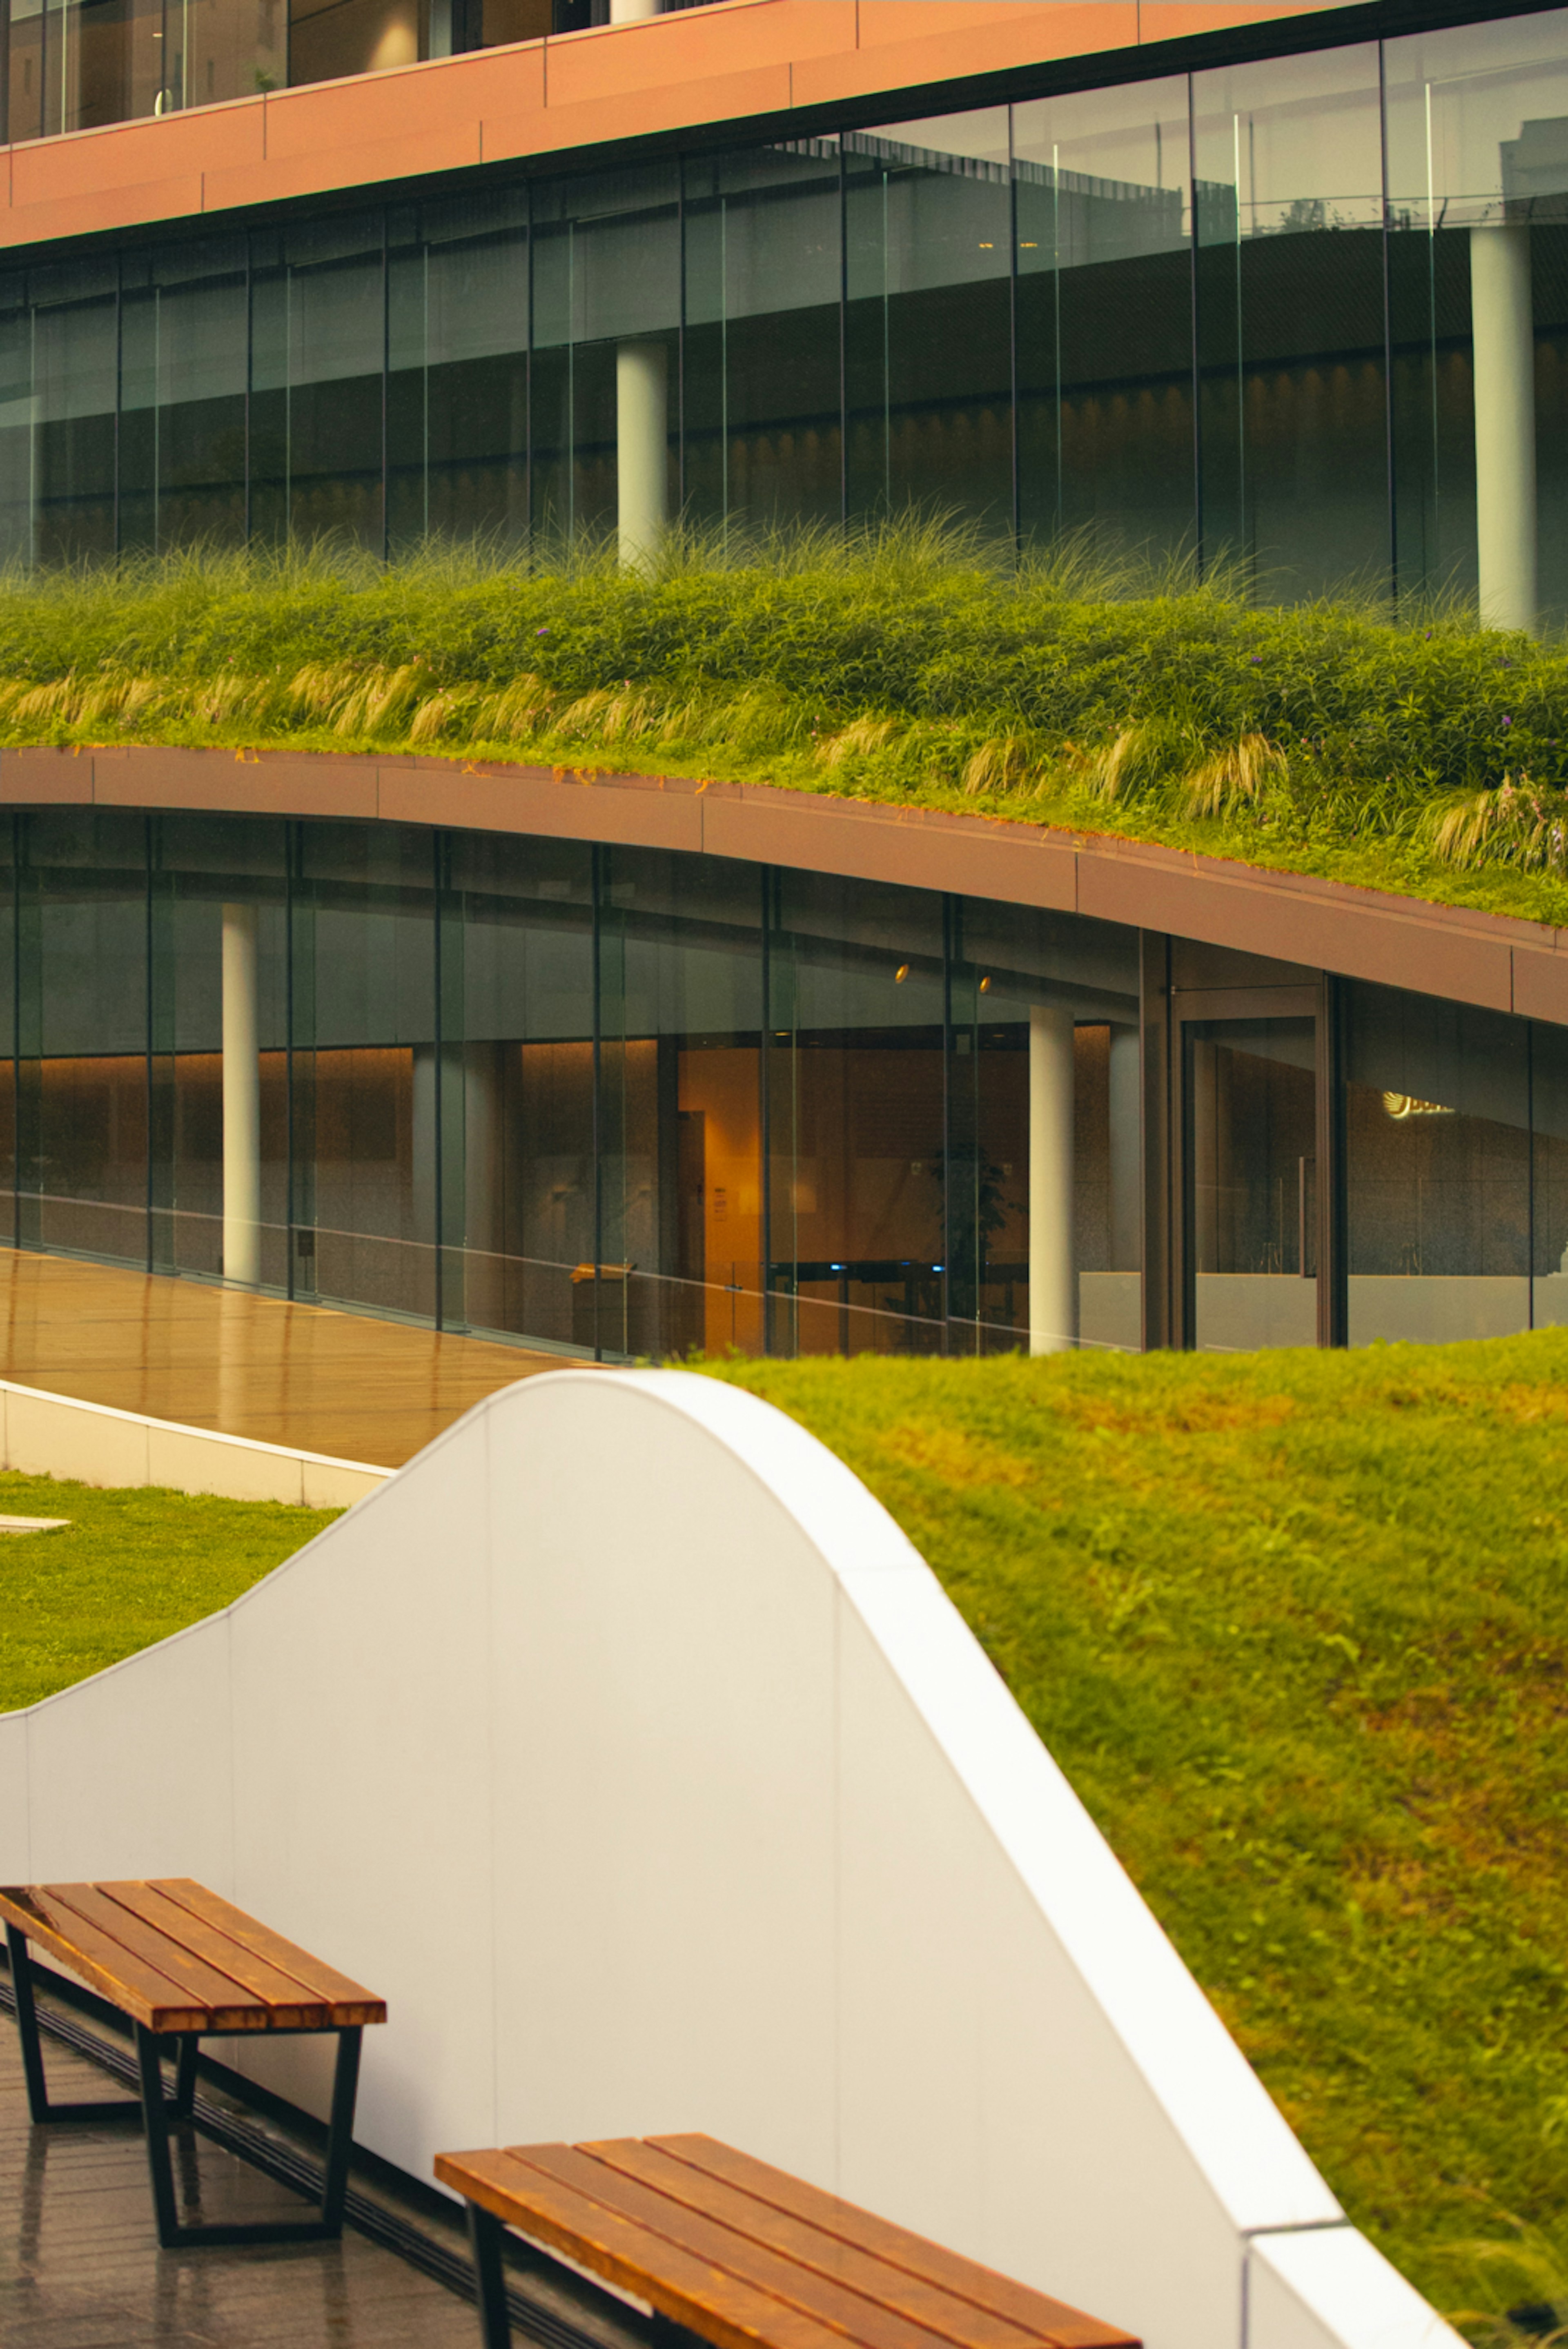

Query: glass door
[1183,1012,1319,1350]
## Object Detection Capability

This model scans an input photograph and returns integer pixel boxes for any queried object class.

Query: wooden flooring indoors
[0,1249,574,1467]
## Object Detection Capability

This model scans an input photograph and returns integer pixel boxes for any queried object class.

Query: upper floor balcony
[0,0,692,145]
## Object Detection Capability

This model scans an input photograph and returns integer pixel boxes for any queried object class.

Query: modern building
[1,0,1567,1360]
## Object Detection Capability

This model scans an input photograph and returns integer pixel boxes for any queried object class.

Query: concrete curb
[0,1378,392,1508]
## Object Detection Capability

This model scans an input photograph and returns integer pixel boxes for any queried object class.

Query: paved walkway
[0,1249,572,1467]
[0,2010,478,2348]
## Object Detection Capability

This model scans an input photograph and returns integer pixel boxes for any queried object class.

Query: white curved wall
[0,1369,1457,2349]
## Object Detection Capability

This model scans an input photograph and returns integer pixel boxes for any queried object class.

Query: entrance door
[1182,1010,1320,1351]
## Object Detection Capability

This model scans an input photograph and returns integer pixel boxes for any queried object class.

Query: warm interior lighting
[979,975,991,993]
[895,964,910,983]
[1382,1091,1455,1120]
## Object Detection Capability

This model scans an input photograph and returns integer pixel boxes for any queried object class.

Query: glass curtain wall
[0,808,1145,1360]
[0,11,1566,596]
[1013,77,1194,562]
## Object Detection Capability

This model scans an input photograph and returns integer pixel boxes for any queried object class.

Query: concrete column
[1471,222,1537,634]
[1108,1022,1141,1272]
[617,341,668,570]
[1029,1004,1076,1355]
[221,904,261,1288]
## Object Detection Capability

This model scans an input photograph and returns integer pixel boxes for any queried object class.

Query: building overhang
[0,0,1518,255]
[9,740,1565,1026]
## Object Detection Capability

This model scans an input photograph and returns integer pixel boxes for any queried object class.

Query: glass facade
[2,810,1140,1359]
[4,8,1568,603]
[10,806,1568,1360]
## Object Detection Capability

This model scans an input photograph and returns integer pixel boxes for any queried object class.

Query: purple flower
[537,626,550,636]
[1503,715,1512,728]
[1250,654,1261,664]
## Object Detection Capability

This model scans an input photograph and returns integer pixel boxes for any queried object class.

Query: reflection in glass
[683,143,844,534]
[1188,1016,1318,1349]
[1192,45,1387,598]
[1013,78,1194,564]
[844,110,1012,528]
[1345,982,1530,1343]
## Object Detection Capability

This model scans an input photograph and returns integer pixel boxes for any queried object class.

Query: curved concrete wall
[0,1370,1455,2349]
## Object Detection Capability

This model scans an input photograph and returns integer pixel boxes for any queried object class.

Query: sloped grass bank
[699,1337,1568,2333]
[7,538,1568,926]
[0,1472,337,1710]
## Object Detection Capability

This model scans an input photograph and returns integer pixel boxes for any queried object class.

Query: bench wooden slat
[522,2142,981,2349]
[40,1885,274,2033]
[579,2140,1053,2349]
[435,2146,884,2349]
[0,1885,212,2034]
[98,1881,333,2027]
[150,1880,386,2025]
[648,2139,1136,2349]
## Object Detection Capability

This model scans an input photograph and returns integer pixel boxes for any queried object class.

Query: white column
[617,341,668,570]
[1107,1023,1141,1272]
[1029,1004,1076,1356]
[221,904,261,1289]
[610,0,661,18]
[1471,222,1537,634]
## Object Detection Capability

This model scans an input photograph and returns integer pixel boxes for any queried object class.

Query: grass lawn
[0,1472,337,1712]
[698,1337,1568,2335]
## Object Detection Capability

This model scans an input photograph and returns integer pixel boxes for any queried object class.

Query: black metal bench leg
[173,2034,199,2122]
[466,2202,512,2349]
[319,2025,362,2234]
[7,1926,140,2124]
[135,2024,183,2249]
[134,2019,365,2250]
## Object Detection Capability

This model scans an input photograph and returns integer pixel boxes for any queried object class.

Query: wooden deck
[0,1249,572,1468]
[0,2005,479,2348]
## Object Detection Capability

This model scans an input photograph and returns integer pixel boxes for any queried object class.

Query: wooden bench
[434,2132,1139,2349]
[0,1877,385,2249]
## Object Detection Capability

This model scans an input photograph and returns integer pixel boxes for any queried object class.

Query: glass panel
[595,846,763,1360]
[530,163,679,546]
[1013,77,1194,563]
[1532,1018,1568,1327]
[290,0,418,87]
[439,829,595,1352]
[951,901,1142,1352]
[148,816,288,1287]
[1385,9,1568,623]
[1187,1015,1318,1351]
[1345,982,1530,1343]
[30,257,118,564]
[251,216,385,550]
[388,192,529,553]
[6,0,284,142]
[18,810,148,1266]
[1192,45,1387,598]
[120,238,249,553]
[844,109,1012,528]
[683,142,844,536]
[765,871,946,1358]
[292,822,437,1321]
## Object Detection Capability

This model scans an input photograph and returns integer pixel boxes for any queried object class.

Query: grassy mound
[4,533,1568,926]
[0,1471,337,1711]
[698,1336,1568,2337]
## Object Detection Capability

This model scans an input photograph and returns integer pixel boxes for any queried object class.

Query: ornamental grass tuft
[5,526,1568,918]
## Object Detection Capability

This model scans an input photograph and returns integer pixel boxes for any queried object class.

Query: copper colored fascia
[0,0,1328,248]
[7,740,1564,1026]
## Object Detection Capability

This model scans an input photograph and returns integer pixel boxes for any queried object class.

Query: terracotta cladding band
[6,740,1565,1028]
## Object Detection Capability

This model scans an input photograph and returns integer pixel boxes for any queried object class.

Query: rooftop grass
[696,1337,1568,2343]
[0,1471,337,1711]
[6,532,1568,928]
